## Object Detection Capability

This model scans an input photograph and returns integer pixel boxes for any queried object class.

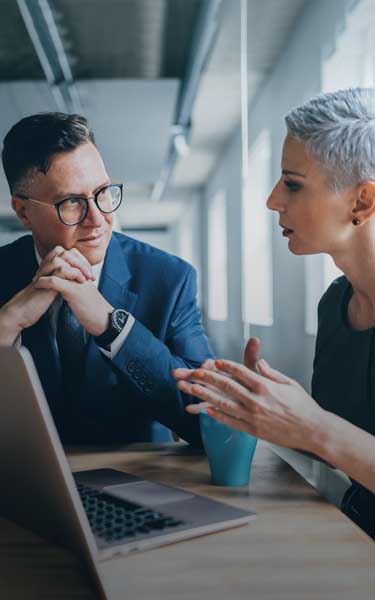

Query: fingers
[38,256,87,283]
[174,366,260,406]
[173,360,288,405]
[59,247,95,281]
[177,379,242,415]
[35,246,95,283]
[177,376,254,421]
[173,369,248,403]
[257,359,292,384]
[33,245,63,280]
[175,360,234,383]
[173,366,232,386]
[34,275,72,295]
[174,365,222,379]
[173,367,194,380]
[45,245,65,260]
[176,379,194,394]
[243,337,260,372]
[176,376,234,401]
[213,360,266,395]
[242,338,291,384]
[185,402,211,414]
[201,358,217,371]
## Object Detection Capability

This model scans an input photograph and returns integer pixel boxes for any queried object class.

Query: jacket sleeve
[110,265,214,447]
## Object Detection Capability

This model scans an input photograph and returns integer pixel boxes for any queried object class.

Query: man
[0,112,213,446]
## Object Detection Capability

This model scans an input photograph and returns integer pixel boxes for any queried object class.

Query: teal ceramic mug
[200,410,258,486]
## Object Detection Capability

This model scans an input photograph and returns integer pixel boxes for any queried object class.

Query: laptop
[0,346,255,599]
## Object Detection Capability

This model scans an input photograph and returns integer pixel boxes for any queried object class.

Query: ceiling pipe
[17,0,82,113]
[151,0,223,202]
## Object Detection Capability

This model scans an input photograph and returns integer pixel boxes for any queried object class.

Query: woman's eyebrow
[282,169,306,178]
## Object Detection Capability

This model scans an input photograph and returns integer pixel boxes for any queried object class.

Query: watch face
[113,309,128,331]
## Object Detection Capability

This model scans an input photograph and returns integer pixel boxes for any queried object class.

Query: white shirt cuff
[99,313,135,359]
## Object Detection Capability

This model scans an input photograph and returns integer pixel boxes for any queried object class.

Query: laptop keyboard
[76,482,186,543]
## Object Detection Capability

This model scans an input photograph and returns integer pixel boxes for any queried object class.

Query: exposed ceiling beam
[151,0,223,202]
[17,0,82,113]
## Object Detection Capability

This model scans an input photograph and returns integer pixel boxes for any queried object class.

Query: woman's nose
[267,183,285,213]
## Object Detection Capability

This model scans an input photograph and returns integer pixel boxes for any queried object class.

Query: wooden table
[0,441,374,599]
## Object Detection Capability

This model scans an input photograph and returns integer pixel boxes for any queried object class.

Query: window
[207,190,228,321]
[242,129,273,327]
[322,0,375,92]
[304,0,374,334]
[321,0,374,291]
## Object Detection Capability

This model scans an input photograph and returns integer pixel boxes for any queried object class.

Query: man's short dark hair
[2,112,95,194]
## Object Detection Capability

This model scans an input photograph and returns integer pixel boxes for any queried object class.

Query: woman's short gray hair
[285,88,375,191]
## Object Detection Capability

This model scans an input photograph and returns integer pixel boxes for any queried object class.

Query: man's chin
[75,241,109,265]
[82,247,107,265]
[74,230,112,264]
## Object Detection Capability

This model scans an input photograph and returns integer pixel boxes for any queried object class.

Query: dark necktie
[56,301,87,409]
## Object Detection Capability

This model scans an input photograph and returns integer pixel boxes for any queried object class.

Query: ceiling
[172,0,307,188]
[0,0,202,79]
[0,0,307,226]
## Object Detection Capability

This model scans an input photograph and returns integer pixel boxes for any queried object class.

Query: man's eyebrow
[53,180,111,201]
[282,169,306,178]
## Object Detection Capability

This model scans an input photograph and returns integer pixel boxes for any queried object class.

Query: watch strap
[95,309,129,348]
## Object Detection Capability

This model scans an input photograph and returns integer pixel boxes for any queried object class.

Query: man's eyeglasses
[16,183,123,226]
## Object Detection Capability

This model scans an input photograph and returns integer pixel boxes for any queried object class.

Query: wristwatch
[95,309,129,349]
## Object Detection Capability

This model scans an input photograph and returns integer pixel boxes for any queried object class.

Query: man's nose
[83,199,105,226]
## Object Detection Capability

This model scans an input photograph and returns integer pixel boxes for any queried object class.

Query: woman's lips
[282,227,294,237]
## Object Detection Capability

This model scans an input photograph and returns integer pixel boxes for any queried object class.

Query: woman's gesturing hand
[173,359,326,453]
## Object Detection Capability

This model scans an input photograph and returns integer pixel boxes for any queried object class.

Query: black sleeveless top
[312,276,375,538]
[312,276,375,435]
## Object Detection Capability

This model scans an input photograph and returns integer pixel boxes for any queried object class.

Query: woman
[173,87,375,536]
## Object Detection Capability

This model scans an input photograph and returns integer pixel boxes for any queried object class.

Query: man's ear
[352,181,375,223]
[11,196,32,230]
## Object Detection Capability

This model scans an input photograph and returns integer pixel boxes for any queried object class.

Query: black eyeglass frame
[16,183,124,226]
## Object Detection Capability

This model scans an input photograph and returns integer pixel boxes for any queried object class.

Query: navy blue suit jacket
[0,232,214,446]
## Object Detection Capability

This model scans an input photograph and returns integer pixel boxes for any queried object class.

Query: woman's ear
[352,181,375,223]
[11,196,32,230]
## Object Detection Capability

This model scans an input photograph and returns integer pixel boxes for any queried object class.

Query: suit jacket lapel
[98,234,138,313]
